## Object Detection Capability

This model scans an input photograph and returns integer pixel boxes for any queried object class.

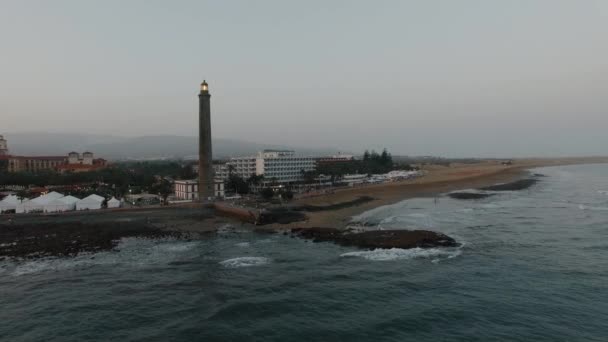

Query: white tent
[76,194,105,210]
[44,195,80,213]
[16,192,64,214]
[0,195,22,213]
[107,197,121,209]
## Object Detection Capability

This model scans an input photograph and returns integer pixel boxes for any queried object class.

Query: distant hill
[3,132,341,160]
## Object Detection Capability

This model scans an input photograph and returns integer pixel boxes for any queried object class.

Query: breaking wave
[340,247,462,262]
[219,257,269,268]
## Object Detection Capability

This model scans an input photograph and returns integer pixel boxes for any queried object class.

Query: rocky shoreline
[0,170,553,260]
[0,221,186,260]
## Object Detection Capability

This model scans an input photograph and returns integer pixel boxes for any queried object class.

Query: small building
[174,179,225,200]
[76,194,105,210]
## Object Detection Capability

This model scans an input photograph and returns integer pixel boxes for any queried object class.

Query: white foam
[598,190,608,195]
[235,242,250,247]
[219,256,269,268]
[340,247,461,261]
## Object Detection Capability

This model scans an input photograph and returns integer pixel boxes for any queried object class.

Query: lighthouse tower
[198,81,214,201]
[0,135,8,156]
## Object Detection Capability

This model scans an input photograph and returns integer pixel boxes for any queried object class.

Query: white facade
[213,163,230,180]
[174,179,225,200]
[257,150,316,184]
[213,150,316,184]
[174,180,199,200]
[211,158,256,180]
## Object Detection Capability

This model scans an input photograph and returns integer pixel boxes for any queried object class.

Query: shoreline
[1,158,607,259]
[269,158,608,230]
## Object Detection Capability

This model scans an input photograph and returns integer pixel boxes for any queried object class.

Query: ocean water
[1,164,608,341]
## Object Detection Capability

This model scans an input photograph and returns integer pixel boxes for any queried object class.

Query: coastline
[2,157,607,258]
[269,157,608,230]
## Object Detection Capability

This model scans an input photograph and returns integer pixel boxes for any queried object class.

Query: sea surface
[1,164,608,341]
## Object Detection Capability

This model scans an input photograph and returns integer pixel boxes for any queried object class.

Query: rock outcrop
[291,227,459,249]
[448,192,494,200]
[480,178,539,191]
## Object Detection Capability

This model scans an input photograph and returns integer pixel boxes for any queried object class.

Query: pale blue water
[1,164,608,341]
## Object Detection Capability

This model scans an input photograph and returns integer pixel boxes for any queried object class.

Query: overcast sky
[1,0,607,157]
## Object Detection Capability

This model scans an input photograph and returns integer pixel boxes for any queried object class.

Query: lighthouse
[198,80,214,201]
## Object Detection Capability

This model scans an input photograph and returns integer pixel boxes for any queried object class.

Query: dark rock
[0,221,183,260]
[479,178,539,191]
[291,227,459,249]
[448,192,495,200]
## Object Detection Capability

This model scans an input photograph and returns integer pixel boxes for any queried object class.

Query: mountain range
[2,132,341,160]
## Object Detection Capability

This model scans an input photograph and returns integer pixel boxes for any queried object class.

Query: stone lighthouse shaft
[198,80,213,201]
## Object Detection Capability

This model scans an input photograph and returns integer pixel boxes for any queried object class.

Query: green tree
[363,150,370,161]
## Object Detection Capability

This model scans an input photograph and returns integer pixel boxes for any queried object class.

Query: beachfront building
[209,157,257,180]
[174,179,225,200]
[258,150,316,184]
[208,150,316,184]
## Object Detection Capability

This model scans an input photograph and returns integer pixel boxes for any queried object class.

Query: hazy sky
[1,0,607,157]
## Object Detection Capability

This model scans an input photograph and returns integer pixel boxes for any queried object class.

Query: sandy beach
[270,157,608,230]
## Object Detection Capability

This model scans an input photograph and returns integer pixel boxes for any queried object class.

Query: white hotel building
[213,150,316,184]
